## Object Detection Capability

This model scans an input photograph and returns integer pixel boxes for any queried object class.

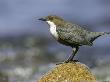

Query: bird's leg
[56,46,79,65]
[64,46,79,63]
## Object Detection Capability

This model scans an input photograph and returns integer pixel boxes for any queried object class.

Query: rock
[37,62,96,82]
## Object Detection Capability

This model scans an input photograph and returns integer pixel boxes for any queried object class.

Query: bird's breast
[49,25,59,40]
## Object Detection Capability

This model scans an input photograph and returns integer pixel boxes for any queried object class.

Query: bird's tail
[89,32,110,43]
[95,32,110,36]
[103,32,110,35]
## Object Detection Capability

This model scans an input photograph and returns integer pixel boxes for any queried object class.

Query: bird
[38,15,110,63]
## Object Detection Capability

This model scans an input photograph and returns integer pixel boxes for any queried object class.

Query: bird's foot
[73,60,79,62]
[64,59,79,63]
[56,59,79,65]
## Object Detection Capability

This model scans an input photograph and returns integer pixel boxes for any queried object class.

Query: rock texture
[37,62,96,82]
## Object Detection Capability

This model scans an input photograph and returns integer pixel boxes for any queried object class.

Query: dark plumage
[38,15,110,63]
[56,22,109,47]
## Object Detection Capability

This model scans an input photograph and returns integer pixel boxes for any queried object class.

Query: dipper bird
[38,15,110,63]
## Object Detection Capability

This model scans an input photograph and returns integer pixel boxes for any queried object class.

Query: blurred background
[0,0,110,82]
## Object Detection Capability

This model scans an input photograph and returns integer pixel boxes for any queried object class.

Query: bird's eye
[49,17,53,20]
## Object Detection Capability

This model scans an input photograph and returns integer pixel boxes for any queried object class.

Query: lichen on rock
[37,62,96,82]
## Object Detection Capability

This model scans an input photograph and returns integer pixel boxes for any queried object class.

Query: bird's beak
[38,18,46,21]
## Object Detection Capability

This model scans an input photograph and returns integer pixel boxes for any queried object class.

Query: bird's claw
[56,59,79,65]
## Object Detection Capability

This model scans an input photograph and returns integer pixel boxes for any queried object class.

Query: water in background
[0,0,110,82]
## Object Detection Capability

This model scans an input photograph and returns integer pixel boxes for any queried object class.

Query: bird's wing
[57,23,92,45]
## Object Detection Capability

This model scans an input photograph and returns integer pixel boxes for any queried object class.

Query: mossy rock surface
[38,62,96,82]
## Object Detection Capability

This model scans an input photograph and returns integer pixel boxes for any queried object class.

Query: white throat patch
[47,21,58,40]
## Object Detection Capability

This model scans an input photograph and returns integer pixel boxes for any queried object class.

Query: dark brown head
[38,15,65,26]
